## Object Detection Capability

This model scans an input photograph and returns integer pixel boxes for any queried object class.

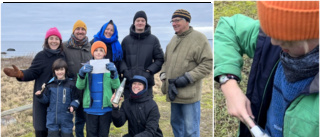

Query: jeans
[171,101,201,137]
[75,105,86,137]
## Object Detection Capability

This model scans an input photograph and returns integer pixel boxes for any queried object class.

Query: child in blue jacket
[76,41,120,137]
[35,58,79,137]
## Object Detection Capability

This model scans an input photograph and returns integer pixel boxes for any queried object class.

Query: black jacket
[120,24,164,87]
[19,48,66,131]
[112,76,163,137]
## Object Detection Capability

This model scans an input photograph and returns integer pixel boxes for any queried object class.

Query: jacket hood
[129,75,150,102]
[129,24,151,39]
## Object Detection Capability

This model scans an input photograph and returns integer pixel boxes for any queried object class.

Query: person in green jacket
[214,1,319,137]
[160,9,213,137]
[76,41,120,137]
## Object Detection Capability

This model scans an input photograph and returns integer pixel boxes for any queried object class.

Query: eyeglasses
[170,18,185,23]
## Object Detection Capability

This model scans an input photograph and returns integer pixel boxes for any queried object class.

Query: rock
[1,115,17,126]
[7,48,15,51]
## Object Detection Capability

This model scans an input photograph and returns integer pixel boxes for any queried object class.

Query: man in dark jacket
[63,20,92,137]
[120,10,164,99]
[111,75,163,137]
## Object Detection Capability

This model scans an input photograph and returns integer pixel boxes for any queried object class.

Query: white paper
[89,59,110,74]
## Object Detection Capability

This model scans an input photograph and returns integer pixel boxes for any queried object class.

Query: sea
[1,39,213,58]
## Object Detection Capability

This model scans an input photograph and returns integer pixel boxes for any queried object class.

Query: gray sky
[1,3,213,42]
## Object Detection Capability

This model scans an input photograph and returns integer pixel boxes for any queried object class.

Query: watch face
[219,75,229,84]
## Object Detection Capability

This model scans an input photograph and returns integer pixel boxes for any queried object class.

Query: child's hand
[69,106,74,113]
[111,93,119,108]
[79,64,93,77]
[106,63,118,79]
[35,90,42,96]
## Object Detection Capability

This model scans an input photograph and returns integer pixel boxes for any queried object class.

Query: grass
[1,55,213,137]
[214,1,257,137]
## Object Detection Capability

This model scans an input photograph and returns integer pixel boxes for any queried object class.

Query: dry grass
[1,56,213,137]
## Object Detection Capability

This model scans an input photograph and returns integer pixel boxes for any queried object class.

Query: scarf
[93,21,123,62]
[280,46,319,83]
[44,47,61,54]
[67,34,89,48]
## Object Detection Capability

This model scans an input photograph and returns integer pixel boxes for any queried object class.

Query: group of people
[3,9,212,137]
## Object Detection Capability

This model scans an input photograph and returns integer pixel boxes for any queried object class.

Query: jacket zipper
[63,89,66,104]
[102,74,104,109]
[257,59,280,123]
[56,82,61,123]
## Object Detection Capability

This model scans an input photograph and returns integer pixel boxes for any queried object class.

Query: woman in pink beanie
[3,27,66,137]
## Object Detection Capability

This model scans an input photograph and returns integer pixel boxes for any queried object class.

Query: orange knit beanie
[257,1,319,41]
[91,41,107,56]
[73,20,87,33]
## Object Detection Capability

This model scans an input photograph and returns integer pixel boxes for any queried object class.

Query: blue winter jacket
[36,77,79,126]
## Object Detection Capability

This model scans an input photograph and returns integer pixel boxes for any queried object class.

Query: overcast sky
[1,3,212,42]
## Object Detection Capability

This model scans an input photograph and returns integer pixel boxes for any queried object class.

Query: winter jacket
[214,14,319,137]
[112,75,163,137]
[160,27,213,104]
[62,41,92,80]
[283,83,319,137]
[120,24,164,88]
[76,72,120,109]
[18,48,66,131]
[36,77,79,132]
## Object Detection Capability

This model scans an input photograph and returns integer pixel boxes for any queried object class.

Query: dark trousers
[86,112,112,137]
[75,104,86,137]
[123,86,153,99]
[35,130,48,137]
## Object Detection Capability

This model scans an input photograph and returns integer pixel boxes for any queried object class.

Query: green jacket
[283,93,319,137]
[214,14,260,80]
[76,73,120,108]
[161,27,213,104]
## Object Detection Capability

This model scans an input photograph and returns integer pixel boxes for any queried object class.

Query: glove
[3,65,24,79]
[174,74,190,88]
[79,64,93,77]
[106,62,118,79]
[168,79,178,101]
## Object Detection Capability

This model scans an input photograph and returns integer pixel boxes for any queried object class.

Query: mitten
[168,79,178,101]
[174,74,190,88]
[106,62,118,79]
[3,65,24,79]
[79,64,93,77]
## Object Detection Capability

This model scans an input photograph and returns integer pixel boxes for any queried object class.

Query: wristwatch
[219,74,240,85]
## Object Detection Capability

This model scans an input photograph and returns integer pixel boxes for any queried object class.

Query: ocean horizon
[1,39,213,58]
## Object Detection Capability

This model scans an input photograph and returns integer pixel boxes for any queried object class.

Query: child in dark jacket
[111,75,163,137]
[76,41,120,137]
[35,58,79,137]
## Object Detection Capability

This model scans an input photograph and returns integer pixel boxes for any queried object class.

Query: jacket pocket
[175,83,196,99]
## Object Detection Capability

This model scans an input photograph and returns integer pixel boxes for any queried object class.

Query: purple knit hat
[45,27,62,40]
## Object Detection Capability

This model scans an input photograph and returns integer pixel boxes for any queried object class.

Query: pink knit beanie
[45,27,62,40]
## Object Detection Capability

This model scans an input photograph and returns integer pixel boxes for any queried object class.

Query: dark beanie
[133,10,147,24]
[172,9,191,22]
